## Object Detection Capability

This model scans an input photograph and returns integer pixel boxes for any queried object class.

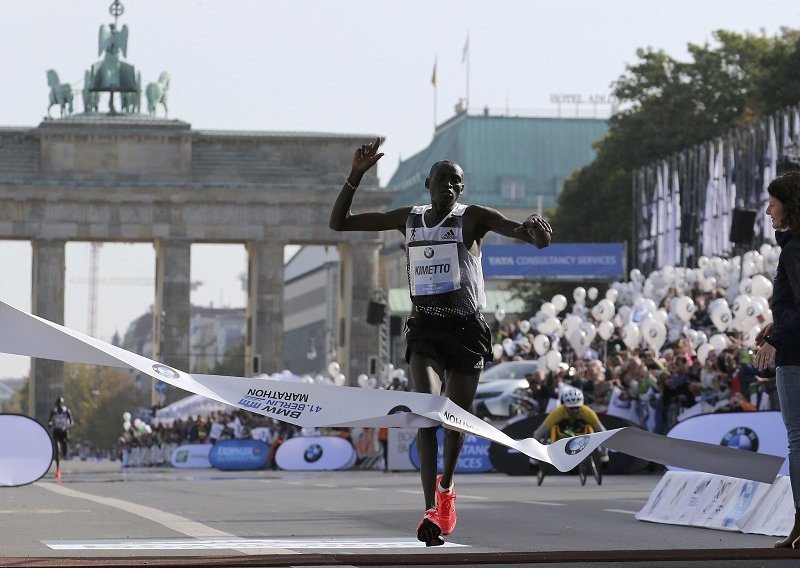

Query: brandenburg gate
[0,115,390,423]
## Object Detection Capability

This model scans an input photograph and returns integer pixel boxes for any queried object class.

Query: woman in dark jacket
[754,171,800,549]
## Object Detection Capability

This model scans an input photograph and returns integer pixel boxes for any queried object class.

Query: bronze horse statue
[146,72,170,117]
[47,70,74,118]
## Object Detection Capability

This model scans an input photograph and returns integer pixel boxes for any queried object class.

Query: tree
[552,29,800,253]
[63,363,150,451]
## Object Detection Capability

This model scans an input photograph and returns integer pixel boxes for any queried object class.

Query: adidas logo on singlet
[442,229,457,240]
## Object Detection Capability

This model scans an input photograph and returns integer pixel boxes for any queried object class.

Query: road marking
[313,483,337,488]
[603,509,639,515]
[37,482,296,555]
[356,487,376,491]
[42,537,468,550]
[458,494,490,500]
[0,509,91,514]
[397,489,423,495]
[522,501,566,507]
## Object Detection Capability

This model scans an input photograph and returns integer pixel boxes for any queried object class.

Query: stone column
[30,239,66,424]
[153,239,191,380]
[336,242,380,382]
[245,241,284,376]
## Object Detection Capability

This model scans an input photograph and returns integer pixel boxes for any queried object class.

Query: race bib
[409,243,461,296]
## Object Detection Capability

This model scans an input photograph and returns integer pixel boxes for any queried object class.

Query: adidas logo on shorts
[442,229,457,240]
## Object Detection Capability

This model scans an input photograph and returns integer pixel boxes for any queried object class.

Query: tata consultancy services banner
[482,243,625,280]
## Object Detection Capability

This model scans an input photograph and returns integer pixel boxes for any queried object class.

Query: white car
[472,360,539,421]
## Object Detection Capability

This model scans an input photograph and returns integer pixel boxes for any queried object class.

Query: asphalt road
[0,460,797,567]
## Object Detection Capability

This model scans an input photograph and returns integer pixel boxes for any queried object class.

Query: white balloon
[645,320,667,352]
[701,276,717,293]
[367,377,378,388]
[519,319,531,333]
[123,420,131,431]
[708,333,730,352]
[738,277,754,295]
[357,374,369,388]
[551,294,568,312]
[580,321,597,343]
[536,316,559,335]
[569,329,590,354]
[697,256,710,268]
[495,307,506,322]
[621,323,641,351]
[696,343,714,365]
[742,324,762,348]
[694,331,708,347]
[587,287,598,301]
[591,298,615,322]
[334,373,346,386]
[709,301,732,332]
[741,260,757,277]
[502,337,515,357]
[545,350,562,372]
[573,287,586,303]
[540,302,556,317]
[750,296,769,321]
[533,334,551,356]
[653,308,669,324]
[730,294,753,331]
[133,418,143,428]
[563,315,583,337]
[537,355,548,371]
[605,288,619,303]
[597,320,615,340]
[122,412,131,422]
[327,361,341,378]
[750,274,773,298]
[492,343,504,360]
[673,296,696,322]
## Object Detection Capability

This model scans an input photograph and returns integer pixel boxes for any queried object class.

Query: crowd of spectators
[489,286,776,434]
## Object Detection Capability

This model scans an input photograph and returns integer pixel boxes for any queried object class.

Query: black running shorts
[404,311,493,374]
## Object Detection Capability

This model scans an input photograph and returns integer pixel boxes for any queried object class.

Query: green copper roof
[387,113,607,209]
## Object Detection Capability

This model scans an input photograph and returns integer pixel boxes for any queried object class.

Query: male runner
[48,396,74,479]
[330,137,552,545]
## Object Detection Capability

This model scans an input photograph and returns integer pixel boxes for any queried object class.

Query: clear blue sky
[0,0,797,378]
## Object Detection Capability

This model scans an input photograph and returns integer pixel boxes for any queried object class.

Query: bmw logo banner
[666,411,789,475]
[0,300,784,483]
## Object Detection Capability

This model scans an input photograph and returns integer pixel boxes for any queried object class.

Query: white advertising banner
[636,471,793,537]
[275,436,356,471]
[387,428,418,471]
[737,475,795,536]
[0,414,54,486]
[169,443,212,469]
[635,471,770,531]
[0,301,784,483]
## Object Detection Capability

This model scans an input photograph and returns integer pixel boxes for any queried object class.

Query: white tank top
[405,203,486,317]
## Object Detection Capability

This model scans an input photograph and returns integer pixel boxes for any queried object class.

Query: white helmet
[562,388,584,408]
